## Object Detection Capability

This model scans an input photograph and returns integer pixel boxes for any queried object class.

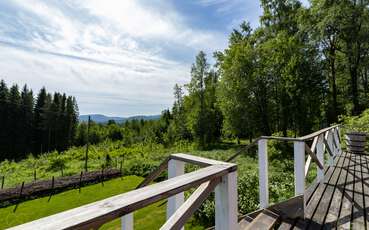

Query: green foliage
[48,155,67,173]
[0,80,79,161]
[183,51,223,148]
[341,108,369,133]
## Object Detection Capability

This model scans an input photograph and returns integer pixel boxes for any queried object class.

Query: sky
[0,0,307,117]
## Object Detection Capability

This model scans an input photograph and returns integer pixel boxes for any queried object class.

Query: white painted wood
[316,134,324,182]
[304,155,312,177]
[335,128,342,155]
[167,159,185,230]
[327,132,334,166]
[215,171,238,230]
[331,130,337,156]
[121,213,133,230]
[294,141,305,196]
[258,139,269,208]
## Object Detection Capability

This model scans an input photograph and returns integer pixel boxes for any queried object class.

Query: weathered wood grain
[324,152,349,228]
[8,164,233,230]
[244,209,279,230]
[160,179,220,230]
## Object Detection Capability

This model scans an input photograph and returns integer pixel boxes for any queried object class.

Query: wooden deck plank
[324,152,349,228]
[239,217,253,229]
[292,218,307,230]
[244,209,279,230]
[362,154,369,228]
[308,152,346,228]
[304,154,345,229]
[352,154,366,229]
[337,152,354,229]
[278,218,295,230]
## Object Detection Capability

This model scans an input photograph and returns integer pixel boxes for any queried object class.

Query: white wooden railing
[8,125,343,229]
[9,154,237,230]
[257,125,342,217]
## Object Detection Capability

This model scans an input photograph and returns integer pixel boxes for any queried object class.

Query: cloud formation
[0,0,263,116]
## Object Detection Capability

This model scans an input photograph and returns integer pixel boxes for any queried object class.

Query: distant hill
[79,114,161,123]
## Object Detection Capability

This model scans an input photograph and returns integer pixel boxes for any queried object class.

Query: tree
[310,0,342,123]
[8,84,21,157]
[19,85,34,154]
[185,51,209,147]
[185,51,222,147]
[170,84,190,141]
[0,80,9,158]
[34,87,47,153]
[338,0,369,115]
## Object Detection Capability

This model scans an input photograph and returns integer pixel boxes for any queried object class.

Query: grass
[0,175,204,230]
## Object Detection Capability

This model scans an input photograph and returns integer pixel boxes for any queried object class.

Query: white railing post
[258,139,269,208]
[167,159,185,229]
[121,213,133,230]
[331,130,337,156]
[316,134,324,182]
[215,171,238,230]
[335,127,342,155]
[294,141,305,196]
[327,132,334,166]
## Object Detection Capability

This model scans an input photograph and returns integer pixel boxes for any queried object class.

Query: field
[0,175,203,230]
[0,139,304,227]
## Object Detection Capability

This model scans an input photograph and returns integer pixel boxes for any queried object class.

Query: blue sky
[0,0,307,116]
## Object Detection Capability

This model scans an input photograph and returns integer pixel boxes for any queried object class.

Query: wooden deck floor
[279,152,369,229]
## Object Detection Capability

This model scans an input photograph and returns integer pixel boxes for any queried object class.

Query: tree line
[0,80,79,161]
[166,0,369,147]
[1,0,369,157]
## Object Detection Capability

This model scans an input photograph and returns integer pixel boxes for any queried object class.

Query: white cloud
[0,0,229,116]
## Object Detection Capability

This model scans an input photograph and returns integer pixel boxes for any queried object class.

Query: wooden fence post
[1,176,4,189]
[120,160,123,176]
[258,139,269,208]
[79,171,83,193]
[316,134,324,182]
[19,181,25,197]
[101,168,105,187]
[294,141,305,196]
[166,159,185,230]
[215,171,238,230]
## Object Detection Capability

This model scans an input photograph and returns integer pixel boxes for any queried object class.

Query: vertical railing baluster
[215,171,238,230]
[258,139,269,208]
[335,127,342,155]
[121,213,133,230]
[327,131,334,166]
[294,141,305,196]
[167,159,185,230]
[317,134,324,182]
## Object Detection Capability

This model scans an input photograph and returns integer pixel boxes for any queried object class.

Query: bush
[193,172,259,227]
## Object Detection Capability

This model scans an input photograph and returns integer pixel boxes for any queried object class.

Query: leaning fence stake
[101,168,104,187]
[19,181,25,197]
[79,171,83,193]
[1,176,4,189]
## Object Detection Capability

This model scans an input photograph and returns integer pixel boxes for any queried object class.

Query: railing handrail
[9,154,237,230]
[256,124,342,216]
[226,124,341,163]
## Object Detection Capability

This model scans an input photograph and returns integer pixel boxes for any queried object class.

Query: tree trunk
[350,66,360,115]
[330,47,338,122]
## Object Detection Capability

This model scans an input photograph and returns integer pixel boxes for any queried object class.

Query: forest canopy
[0,80,79,160]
